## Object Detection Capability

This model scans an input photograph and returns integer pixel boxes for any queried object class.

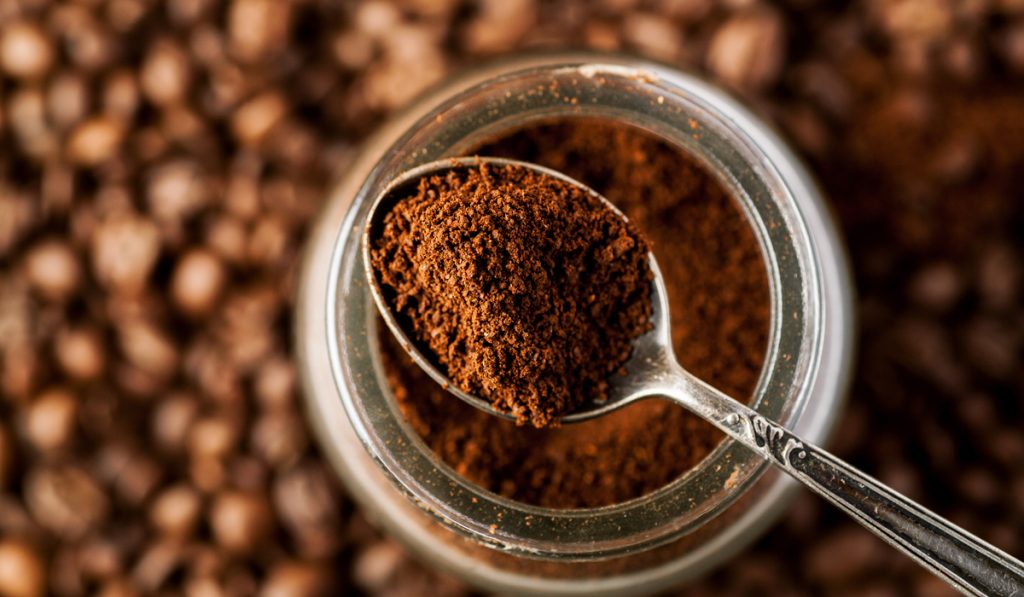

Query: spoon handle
[668,371,1024,596]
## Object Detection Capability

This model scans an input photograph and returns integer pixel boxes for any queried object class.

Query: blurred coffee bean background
[0,0,1022,595]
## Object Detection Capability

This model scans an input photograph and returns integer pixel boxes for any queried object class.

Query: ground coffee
[370,163,653,427]
[382,119,771,508]
[2,0,1022,594]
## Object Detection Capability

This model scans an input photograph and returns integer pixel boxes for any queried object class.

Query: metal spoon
[363,157,1024,596]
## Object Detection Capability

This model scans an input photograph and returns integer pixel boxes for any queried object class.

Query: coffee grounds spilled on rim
[380,119,771,508]
[370,163,653,427]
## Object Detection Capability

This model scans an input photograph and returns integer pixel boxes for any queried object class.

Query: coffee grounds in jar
[369,163,653,427]
[381,119,771,508]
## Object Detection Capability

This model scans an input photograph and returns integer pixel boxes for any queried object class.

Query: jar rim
[324,58,831,559]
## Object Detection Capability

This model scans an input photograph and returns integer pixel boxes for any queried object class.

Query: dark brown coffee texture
[370,163,653,427]
[382,119,771,508]
[4,0,1023,593]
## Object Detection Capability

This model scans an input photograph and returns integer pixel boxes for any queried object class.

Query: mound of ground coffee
[370,163,653,427]
[382,119,771,508]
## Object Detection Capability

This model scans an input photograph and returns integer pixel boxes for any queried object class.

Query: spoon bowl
[362,157,1024,597]
[362,156,675,424]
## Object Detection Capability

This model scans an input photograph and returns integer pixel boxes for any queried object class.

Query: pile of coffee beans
[0,0,1020,595]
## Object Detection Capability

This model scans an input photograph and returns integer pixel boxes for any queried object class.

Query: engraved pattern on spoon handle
[742,413,1024,597]
[664,373,1024,597]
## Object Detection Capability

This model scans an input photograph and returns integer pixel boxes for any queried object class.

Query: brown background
[0,0,1022,595]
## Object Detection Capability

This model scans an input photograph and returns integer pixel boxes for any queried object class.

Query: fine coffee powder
[1,0,1022,593]
[381,119,771,508]
[369,163,653,427]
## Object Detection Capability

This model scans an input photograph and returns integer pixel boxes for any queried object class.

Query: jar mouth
[325,59,825,559]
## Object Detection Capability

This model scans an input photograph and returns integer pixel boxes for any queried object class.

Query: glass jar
[296,53,854,595]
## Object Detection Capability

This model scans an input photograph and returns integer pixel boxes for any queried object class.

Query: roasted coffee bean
[46,71,90,131]
[151,392,199,454]
[146,160,210,225]
[24,464,109,539]
[22,388,77,454]
[141,39,192,108]
[353,540,405,594]
[54,326,107,381]
[172,249,226,316]
[908,262,963,312]
[227,0,293,64]
[261,561,330,597]
[23,240,82,302]
[132,540,182,593]
[460,0,535,54]
[622,13,682,62]
[150,484,202,539]
[254,355,296,411]
[188,415,240,461]
[231,92,288,147]
[209,490,273,554]
[117,318,179,379]
[0,539,46,597]
[0,21,54,80]
[251,412,307,469]
[272,463,340,537]
[91,213,161,295]
[103,68,141,122]
[67,117,126,167]
[706,7,786,90]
